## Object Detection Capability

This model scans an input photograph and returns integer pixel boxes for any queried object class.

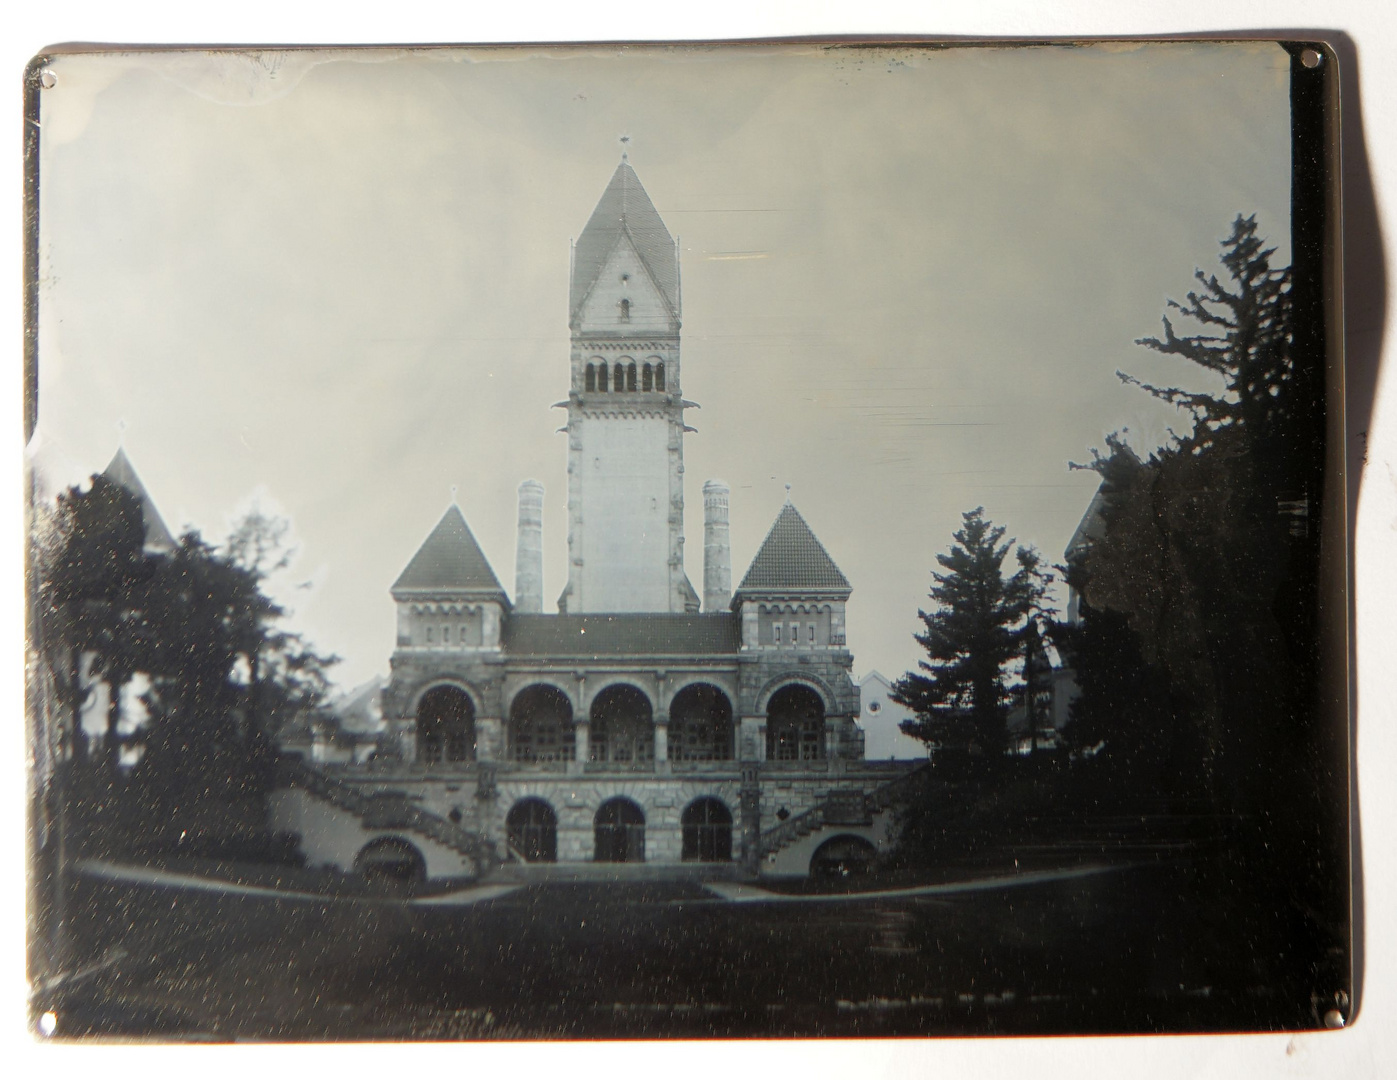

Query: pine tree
[891,508,1051,756]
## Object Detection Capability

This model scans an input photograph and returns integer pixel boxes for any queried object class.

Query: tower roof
[103,448,176,555]
[570,160,679,321]
[391,504,508,602]
[736,502,851,598]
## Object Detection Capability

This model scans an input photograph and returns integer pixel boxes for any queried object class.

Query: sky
[31,41,1294,691]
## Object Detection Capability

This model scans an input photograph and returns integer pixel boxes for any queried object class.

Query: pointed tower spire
[103,448,176,555]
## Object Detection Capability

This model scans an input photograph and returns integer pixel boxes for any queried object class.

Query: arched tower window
[655,361,666,391]
[642,362,654,391]
[619,298,631,321]
[598,363,609,392]
[613,363,625,392]
[585,363,596,392]
[626,362,638,391]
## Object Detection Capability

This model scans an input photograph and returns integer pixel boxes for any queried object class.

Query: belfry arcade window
[417,685,475,764]
[681,797,732,862]
[642,362,654,391]
[613,362,625,391]
[669,683,734,762]
[509,684,574,764]
[766,683,825,762]
[506,798,557,863]
[655,361,665,391]
[626,362,637,391]
[585,363,596,392]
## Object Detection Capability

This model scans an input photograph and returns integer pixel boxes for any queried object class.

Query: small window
[426,626,434,644]
[627,362,638,391]
[773,624,782,645]
[868,701,882,714]
[790,622,800,645]
[643,362,653,391]
[460,624,468,644]
[808,623,816,643]
[619,298,631,321]
[586,363,596,392]
[442,624,451,644]
[598,364,609,392]
[614,363,625,391]
[655,361,666,391]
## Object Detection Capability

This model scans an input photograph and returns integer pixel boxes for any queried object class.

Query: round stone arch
[581,676,658,717]
[666,681,736,762]
[410,677,485,720]
[503,677,578,719]
[754,672,837,717]
[662,676,737,715]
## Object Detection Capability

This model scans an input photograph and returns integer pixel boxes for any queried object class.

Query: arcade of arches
[589,685,654,765]
[766,684,826,762]
[509,685,574,763]
[417,685,475,764]
[669,683,734,761]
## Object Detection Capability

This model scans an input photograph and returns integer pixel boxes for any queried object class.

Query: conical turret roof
[736,502,851,598]
[103,448,176,555]
[391,504,508,602]
[570,159,679,321]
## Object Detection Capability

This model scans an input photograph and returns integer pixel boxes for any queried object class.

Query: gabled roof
[103,448,176,554]
[503,613,739,657]
[735,502,851,598]
[391,504,507,601]
[570,160,679,321]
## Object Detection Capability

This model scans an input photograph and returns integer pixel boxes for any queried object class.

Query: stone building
[273,159,921,880]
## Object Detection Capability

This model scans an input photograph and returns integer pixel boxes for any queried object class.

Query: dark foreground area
[35,857,1338,1041]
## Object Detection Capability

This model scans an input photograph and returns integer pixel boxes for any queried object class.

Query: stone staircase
[758,764,930,859]
[277,756,500,876]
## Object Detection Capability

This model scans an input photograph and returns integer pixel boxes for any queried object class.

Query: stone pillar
[702,479,731,613]
[514,480,544,613]
[654,713,669,774]
[739,716,767,762]
[739,763,762,876]
[571,719,590,774]
[475,717,503,762]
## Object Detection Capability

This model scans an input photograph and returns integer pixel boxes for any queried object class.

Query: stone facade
[276,158,916,880]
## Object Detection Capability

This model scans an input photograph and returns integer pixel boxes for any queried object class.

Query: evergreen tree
[891,507,1051,756]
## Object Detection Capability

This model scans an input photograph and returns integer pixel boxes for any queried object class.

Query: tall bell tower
[557,156,699,614]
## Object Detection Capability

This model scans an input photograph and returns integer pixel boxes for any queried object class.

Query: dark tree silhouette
[891,507,1051,756]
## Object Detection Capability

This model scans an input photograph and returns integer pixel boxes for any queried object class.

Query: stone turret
[702,479,731,613]
[514,479,544,613]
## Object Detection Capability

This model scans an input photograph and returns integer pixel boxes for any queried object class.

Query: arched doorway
[681,797,733,862]
[810,834,878,879]
[509,685,574,764]
[506,798,558,862]
[594,797,646,863]
[766,684,826,761]
[354,837,427,886]
[590,685,654,765]
[669,684,734,762]
[417,685,476,764]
